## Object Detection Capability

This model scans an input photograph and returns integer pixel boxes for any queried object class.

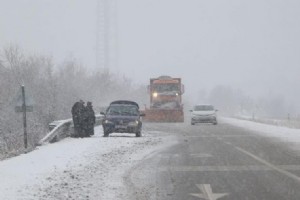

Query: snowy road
[125,118,300,200]
[2,118,300,200]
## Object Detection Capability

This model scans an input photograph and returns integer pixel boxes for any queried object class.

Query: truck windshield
[153,83,179,92]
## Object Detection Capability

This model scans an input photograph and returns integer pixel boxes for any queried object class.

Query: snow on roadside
[222,117,300,143]
[0,126,175,200]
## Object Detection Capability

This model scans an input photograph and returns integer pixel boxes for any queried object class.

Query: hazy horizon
[1,0,299,111]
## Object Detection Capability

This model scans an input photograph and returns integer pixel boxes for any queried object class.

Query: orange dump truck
[143,76,184,122]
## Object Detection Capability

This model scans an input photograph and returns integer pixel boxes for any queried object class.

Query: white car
[190,105,218,125]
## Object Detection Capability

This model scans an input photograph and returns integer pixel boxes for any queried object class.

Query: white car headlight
[128,120,139,126]
[104,120,113,124]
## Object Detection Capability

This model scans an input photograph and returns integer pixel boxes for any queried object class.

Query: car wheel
[213,122,218,125]
[136,131,142,137]
[191,122,195,125]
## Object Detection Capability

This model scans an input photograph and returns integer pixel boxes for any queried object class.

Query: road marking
[159,165,300,172]
[234,146,300,183]
[186,135,258,138]
[190,184,228,200]
[223,141,232,145]
[190,153,212,158]
[160,165,270,172]
[158,153,212,158]
[158,154,180,157]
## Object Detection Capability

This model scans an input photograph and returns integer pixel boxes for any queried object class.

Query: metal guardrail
[38,114,104,145]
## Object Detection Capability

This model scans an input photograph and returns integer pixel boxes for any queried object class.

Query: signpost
[15,85,33,149]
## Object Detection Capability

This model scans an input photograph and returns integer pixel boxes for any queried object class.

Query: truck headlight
[153,92,158,98]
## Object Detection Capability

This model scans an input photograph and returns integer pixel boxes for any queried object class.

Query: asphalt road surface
[126,120,300,200]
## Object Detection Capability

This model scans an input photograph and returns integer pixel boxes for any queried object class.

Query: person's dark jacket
[71,102,82,126]
[86,104,96,127]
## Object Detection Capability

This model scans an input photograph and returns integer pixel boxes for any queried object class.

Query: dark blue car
[100,100,145,137]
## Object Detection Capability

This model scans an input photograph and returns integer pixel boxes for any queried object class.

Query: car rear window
[194,105,214,111]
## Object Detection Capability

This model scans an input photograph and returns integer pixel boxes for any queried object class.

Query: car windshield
[107,105,139,116]
[194,105,214,111]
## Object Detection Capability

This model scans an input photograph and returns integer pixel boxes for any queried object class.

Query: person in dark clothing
[80,105,89,137]
[78,100,87,138]
[71,101,81,138]
[71,100,86,138]
[84,101,96,137]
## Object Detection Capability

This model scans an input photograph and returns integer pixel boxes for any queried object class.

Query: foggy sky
[1,0,300,106]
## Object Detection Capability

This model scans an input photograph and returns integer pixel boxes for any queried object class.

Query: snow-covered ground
[3,118,300,200]
[233,115,300,129]
[0,126,176,200]
[222,117,300,144]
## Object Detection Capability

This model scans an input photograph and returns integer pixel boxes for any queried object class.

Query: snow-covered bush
[0,45,147,158]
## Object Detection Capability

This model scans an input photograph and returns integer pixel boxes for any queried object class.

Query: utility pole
[96,0,109,69]
[96,0,118,70]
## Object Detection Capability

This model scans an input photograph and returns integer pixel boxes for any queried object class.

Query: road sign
[15,91,34,106]
[15,106,33,113]
[14,86,34,113]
